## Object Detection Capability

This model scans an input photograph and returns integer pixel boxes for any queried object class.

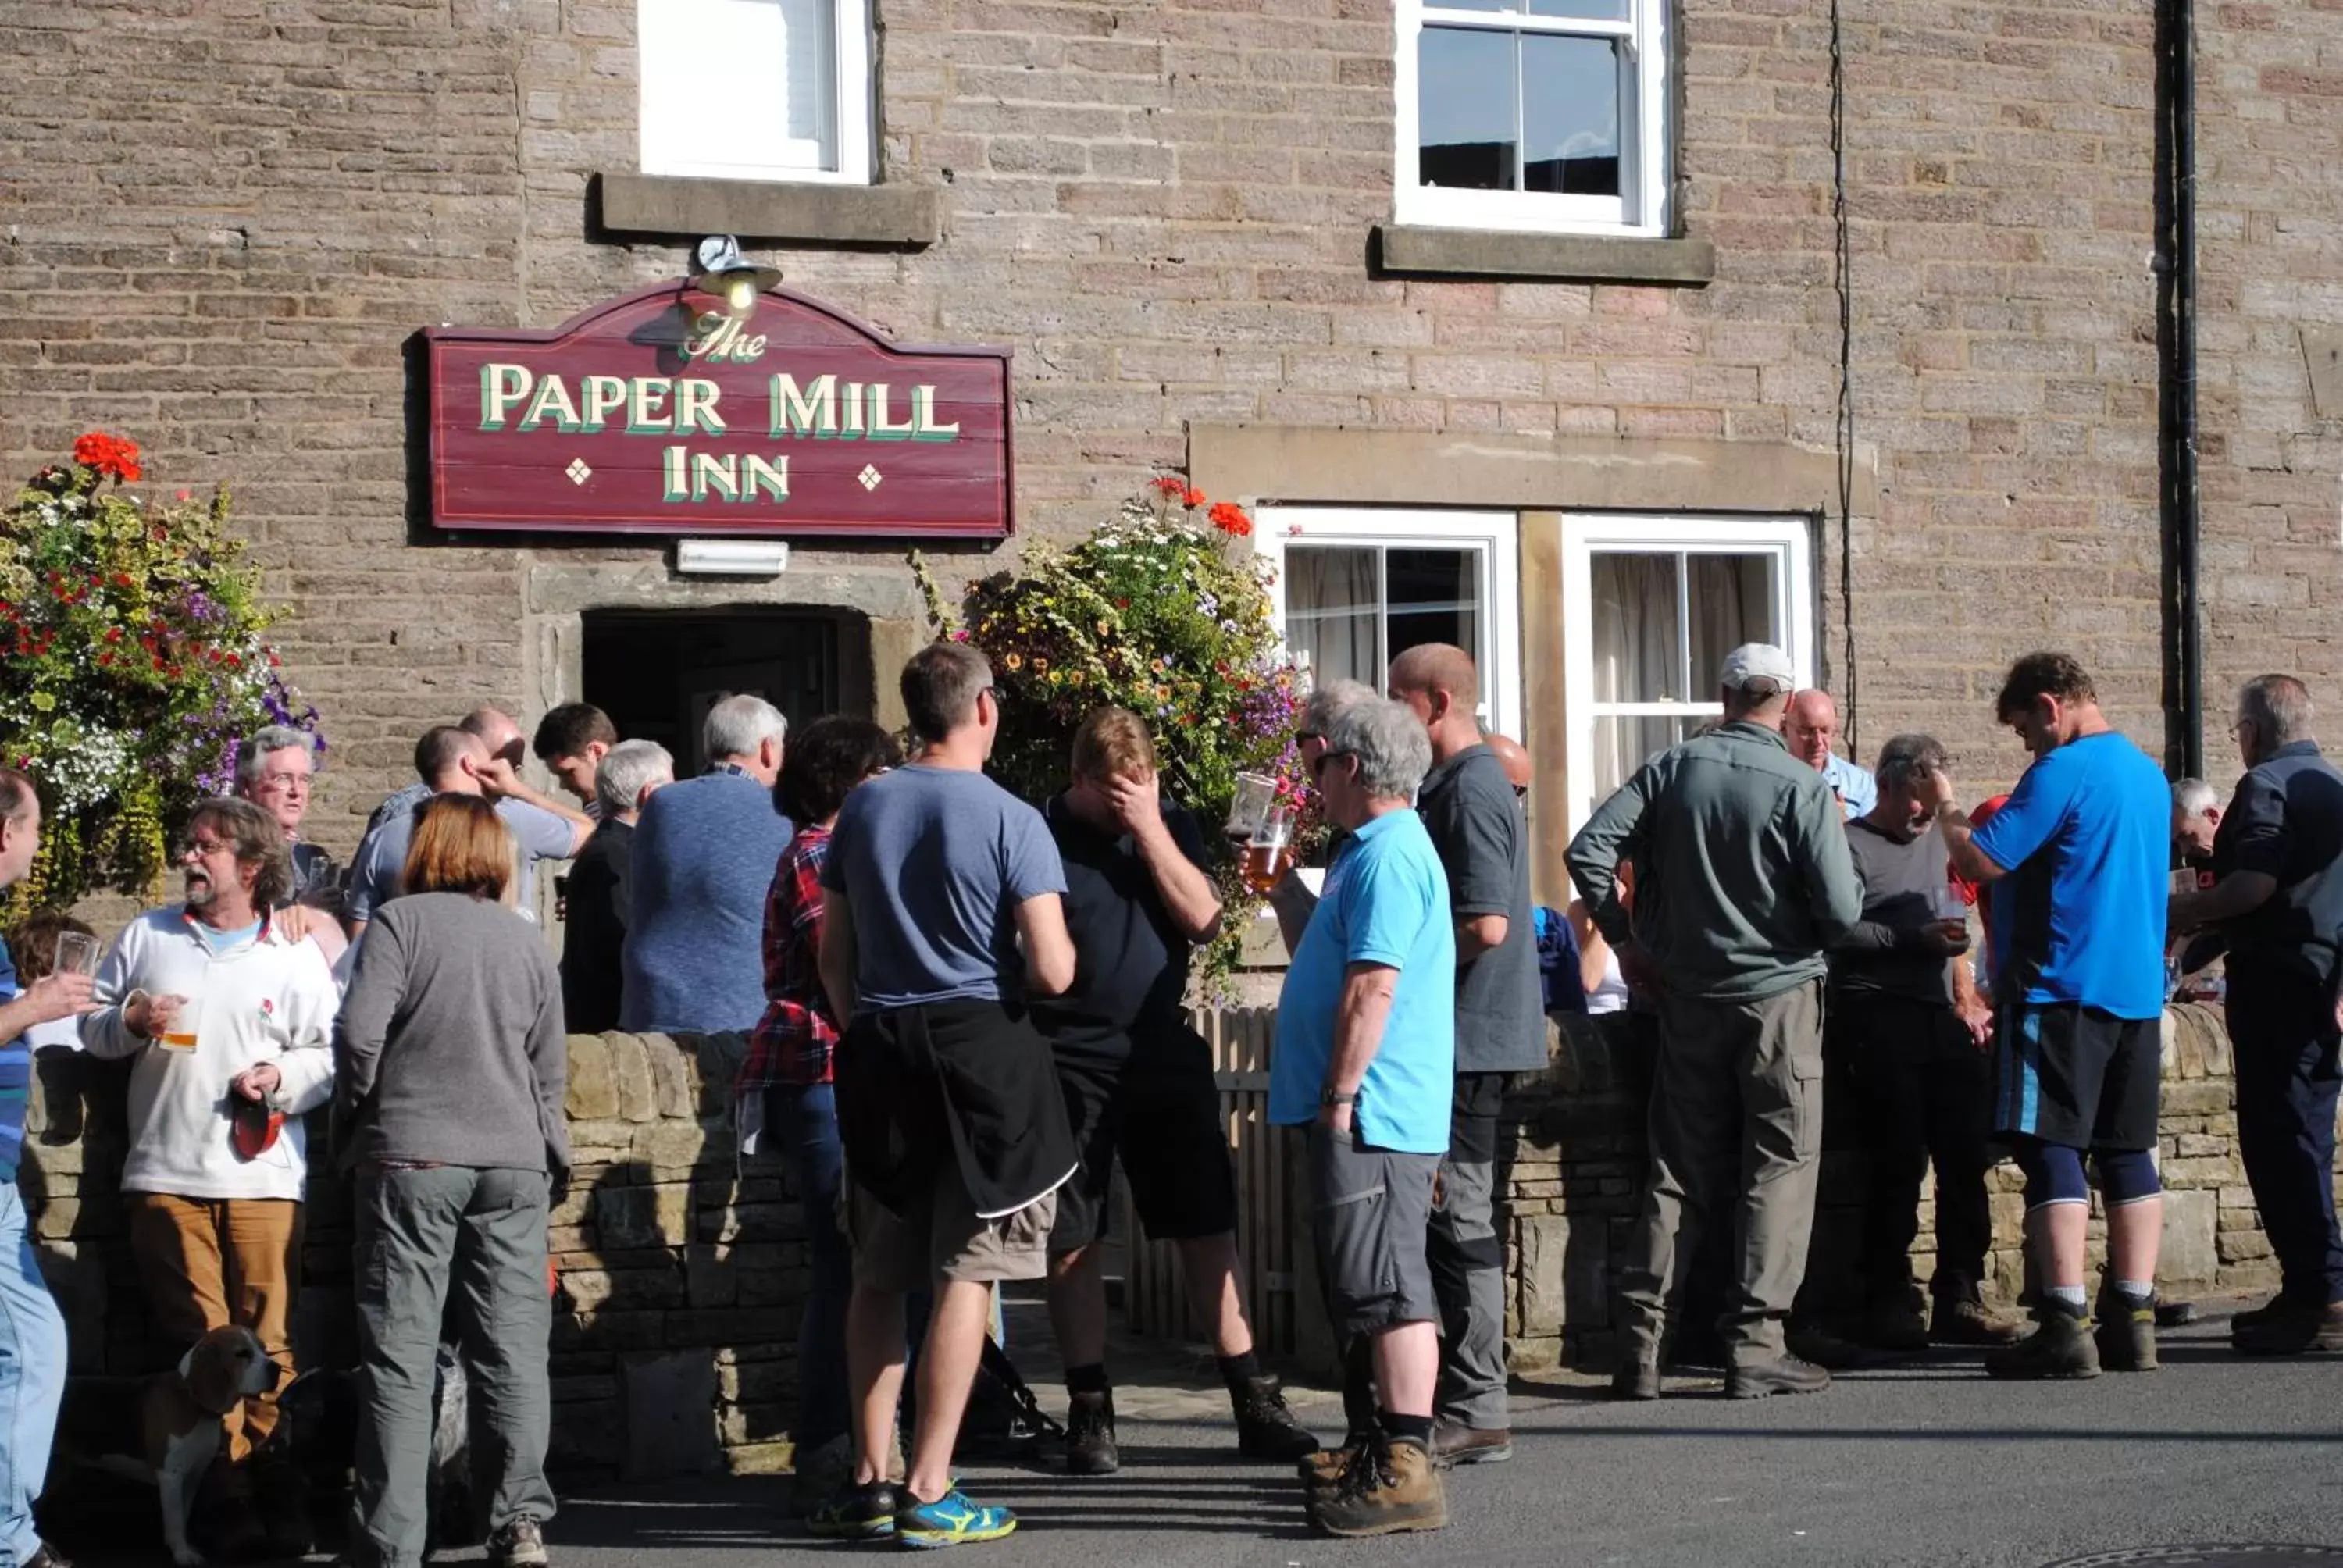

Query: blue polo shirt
[1970,730,2168,1020]
[1270,809,1457,1153]
[0,938,24,1181]
[1821,751,1877,821]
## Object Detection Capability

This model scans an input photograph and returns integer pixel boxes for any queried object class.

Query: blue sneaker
[894,1489,1017,1550]
[808,1481,898,1540]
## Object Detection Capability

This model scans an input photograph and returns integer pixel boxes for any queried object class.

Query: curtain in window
[1685,554,1774,690]
[1286,546,1380,690]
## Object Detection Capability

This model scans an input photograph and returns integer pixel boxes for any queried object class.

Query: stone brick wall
[5,0,2334,837]
[1503,1002,2285,1370]
[26,1005,2291,1480]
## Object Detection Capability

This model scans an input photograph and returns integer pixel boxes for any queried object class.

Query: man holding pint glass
[1035,707,1317,1474]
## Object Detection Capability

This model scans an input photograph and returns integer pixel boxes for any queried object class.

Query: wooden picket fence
[1123,1007,1311,1355]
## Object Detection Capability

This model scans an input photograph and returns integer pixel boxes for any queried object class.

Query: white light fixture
[676,538,790,576]
[689,234,783,315]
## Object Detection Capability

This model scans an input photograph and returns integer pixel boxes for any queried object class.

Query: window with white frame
[639,0,873,185]
[1394,0,1671,237]
[1254,508,1522,741]
[1561,516,1814,827]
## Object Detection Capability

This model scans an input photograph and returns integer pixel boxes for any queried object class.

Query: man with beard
[84,797,343,1559]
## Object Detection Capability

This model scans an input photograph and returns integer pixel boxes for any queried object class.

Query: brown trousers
[127,1193,304,1474]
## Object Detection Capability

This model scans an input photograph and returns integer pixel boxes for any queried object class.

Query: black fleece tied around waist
[833,998,1077,1220]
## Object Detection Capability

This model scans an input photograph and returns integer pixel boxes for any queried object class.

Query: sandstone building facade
[2,0,2339,889]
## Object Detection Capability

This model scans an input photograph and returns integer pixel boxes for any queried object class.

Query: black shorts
[1048,1032,1239,1252]
[1993,1000,2161,1152]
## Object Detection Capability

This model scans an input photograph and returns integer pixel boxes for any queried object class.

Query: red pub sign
[425,283,1013,538]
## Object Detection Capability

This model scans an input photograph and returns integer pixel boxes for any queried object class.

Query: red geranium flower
[1150,476,1186,496]
[72,431,142,483]
[1182,486,1206,508]
[1209,501,1254,537]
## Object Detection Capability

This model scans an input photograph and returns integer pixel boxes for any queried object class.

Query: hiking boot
[1610,1358,1661,1401]
[1786,1327,1870,1370]
[1428,1420,1512,1467]
[2232,1298,2343,1356]
[895,1488,1017,1549]
[1232,1374,1318,1462]
[487,1513,551,1568]
[2230,1293,2299,1335]
[808,1480,899,1541]
[1931,1295,2025,1347]
[1862,1299,1931,1353]
[1300,1433,1371,1493]
[1310,1437,1448,1538]
[1725,1355,1831,1400]
[1985,1302,2099,1380]
[2094,1292,2160,1372]
[1064,1388,1119,1477]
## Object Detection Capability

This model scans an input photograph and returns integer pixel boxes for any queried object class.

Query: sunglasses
[1310,750,1352,781]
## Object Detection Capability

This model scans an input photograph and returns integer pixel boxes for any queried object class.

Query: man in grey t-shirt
[1831,733,2014,1351]
[1390,644,1546,1466]
[344,725,588,936]
[814,643,1079,1548]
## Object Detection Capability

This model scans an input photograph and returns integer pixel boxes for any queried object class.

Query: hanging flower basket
[0,433,320,917]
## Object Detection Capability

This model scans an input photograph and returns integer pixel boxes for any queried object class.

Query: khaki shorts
[843,1160,1057,1294]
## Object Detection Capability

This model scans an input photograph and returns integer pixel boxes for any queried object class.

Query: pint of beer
[158,992,200,1053]
[1242,806,1296,895]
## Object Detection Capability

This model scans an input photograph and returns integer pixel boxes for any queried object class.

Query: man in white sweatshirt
[84,796,341,1561]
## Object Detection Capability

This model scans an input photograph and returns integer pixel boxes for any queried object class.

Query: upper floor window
[1395,0,1671,237]
[639,0,874,185]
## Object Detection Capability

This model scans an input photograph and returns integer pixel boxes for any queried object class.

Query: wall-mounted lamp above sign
[676,538,790,576]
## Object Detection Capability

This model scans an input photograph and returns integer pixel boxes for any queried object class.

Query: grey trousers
[1428,1072,1510,1429]
[351,1165,556,1568]
[1617,979,1825,1366]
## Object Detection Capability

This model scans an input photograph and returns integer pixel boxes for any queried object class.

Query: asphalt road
[547,1310,2343,1568]
[63,1307,2343,1567]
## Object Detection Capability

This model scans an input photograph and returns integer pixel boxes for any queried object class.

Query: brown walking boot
[1931,1295,2025,1346]
[1310,1436,1449,1538]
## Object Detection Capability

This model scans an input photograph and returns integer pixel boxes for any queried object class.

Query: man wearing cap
[1566,645,1863,1401]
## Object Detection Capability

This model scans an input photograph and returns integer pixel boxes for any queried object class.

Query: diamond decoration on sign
[565,458,592,486]
[858,464,883,491]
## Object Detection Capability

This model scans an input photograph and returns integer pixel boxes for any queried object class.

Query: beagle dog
[99,1324,286,1566]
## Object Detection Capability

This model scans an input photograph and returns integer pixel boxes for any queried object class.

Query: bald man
[1485,734,1532,797]
[1389,645,1544,1466]
[1785,690,1874,821]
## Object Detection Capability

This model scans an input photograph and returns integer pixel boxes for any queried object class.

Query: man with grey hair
[1831,734,2018,1350]
[1567,643,1862,1401]
[1273,697,1455,1538]
[562,739,673,1034]
[2171,775,2224,864]
[2170,673,2343,1353]
[622,696,792,1035]
[1271,679,1378,955]
[237,725,337,903]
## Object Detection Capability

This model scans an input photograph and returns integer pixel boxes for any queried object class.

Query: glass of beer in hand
[1242,805,1296,896]
[156,992,200,1053]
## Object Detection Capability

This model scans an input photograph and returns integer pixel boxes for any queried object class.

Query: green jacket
[1564,721,1863,1003]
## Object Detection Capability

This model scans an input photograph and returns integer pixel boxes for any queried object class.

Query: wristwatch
[1319,1087,1356,1108]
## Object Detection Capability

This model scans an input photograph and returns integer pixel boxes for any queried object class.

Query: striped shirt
[0,938,26,1181]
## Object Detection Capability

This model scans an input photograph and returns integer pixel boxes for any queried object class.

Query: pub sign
[425,283,1013,538]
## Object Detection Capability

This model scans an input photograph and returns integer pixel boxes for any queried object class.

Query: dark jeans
[771,1085,854,1452]
[2224,964,2343,1306]
[1838,992,1996,1303]
[769,1085,930,1453]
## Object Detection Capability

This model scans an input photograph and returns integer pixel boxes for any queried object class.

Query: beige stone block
[725,1440,797,1476]
[566,1034,618,1121]
[611,1034,658,1123]
[2158,1187,2219,1284]
[648,1038,697,1120]
[633,1121,711,1174]
[1517,1213,1568,1337]
[596,1183,691,1249]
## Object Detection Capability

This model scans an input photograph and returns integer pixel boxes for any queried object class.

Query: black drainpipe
[2157,0,2204,779]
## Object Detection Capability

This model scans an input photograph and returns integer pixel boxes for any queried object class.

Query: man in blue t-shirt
[1923,652,2170,1380]
[0,767,96,1568]
[814,641,1078,1550]
[1271,697,1455,1539]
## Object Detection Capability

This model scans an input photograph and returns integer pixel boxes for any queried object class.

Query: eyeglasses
[179,837,233,858]
[1296,729,1321,745]
[253,772,310,793]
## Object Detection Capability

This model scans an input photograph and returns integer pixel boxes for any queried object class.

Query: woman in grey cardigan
[335,794,569,1568]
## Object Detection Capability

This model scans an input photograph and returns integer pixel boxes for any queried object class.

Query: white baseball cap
[1717,643,1796,694]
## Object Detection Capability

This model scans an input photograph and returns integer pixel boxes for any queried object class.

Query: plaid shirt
[740,825,840,1092]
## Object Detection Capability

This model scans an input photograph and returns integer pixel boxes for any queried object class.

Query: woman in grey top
[335,795,569,1568]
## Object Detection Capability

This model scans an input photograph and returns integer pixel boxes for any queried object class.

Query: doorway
[581,608,872,772]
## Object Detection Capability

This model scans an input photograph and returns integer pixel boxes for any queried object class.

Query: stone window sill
[595,173,942,248]
[1374,223,1714,287]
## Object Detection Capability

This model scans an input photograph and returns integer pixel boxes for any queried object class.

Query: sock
[2048,1285,2088,1314]
[1218,1350,1262,1395]
[1065,1362,1110,1396]
[1381,1410,1435,1449]
[2113,1279,2155,1310]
